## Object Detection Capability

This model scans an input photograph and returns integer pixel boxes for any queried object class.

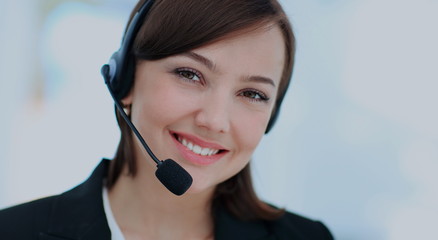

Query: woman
[0,0,334,239]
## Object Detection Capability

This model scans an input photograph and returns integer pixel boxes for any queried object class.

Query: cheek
[232,110,269,155]
[219,119,264,185]
[135,80,199,127]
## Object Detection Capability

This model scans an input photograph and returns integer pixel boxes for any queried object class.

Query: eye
[238,88,270,103]
[175,67,203,83]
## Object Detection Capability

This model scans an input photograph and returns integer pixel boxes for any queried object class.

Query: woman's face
[124,25,285,194]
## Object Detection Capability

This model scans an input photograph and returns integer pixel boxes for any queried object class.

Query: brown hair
[108,0,295,221]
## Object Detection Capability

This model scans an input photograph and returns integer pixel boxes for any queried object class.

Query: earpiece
[102,0,155,101]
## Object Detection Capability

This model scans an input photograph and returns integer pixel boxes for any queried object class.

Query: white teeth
[201,148,210,156]
[193,145,202,154]
[176,135,220,156]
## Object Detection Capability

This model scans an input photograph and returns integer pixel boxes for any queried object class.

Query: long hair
[107,0,295,221]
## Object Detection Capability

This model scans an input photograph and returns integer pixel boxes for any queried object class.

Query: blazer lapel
[214,205,277,240]
[40,160,111,240]
[38,233,70,240]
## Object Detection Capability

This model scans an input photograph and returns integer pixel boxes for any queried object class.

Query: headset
[101,0,284,134]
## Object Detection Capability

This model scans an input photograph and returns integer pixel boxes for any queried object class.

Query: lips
[170,131,228,166]
[177,135,220,156]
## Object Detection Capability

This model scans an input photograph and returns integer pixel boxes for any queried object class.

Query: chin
[179,175,220,197]
[184,181,215,196]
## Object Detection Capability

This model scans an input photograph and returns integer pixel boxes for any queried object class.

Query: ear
[120,90,133,107]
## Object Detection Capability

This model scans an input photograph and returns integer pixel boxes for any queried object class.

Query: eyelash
[238,88,270,103]
[174,67,203,84]
[173,67,270,103]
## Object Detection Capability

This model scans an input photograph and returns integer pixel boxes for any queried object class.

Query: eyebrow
[182,51,216,72]
[182,51,276,88]
[245,75,276,88]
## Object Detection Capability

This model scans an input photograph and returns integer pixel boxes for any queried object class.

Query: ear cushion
[117,56,136,99]
[106,50,136,100]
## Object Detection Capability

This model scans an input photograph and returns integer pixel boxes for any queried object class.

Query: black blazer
[0,160,334,240]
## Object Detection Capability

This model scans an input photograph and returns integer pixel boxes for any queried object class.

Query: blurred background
[1,0,437,239]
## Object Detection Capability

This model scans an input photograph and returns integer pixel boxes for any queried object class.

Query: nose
[194,92,231,133]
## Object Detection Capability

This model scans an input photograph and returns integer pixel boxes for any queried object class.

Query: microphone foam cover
[155,159,193,196]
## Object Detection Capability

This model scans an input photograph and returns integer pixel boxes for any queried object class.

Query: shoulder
[214,203,334,240]
[0,159,111,239]
[0,196,57,238]
[266,210,334,240]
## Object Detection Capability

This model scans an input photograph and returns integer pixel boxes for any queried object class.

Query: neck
[108,163,215,239]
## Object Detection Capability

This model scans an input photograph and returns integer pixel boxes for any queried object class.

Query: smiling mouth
[173,134,226,157]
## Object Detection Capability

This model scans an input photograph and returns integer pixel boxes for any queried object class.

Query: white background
[1,0,437,239]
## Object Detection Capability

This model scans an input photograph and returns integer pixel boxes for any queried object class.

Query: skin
[109,24,286,240]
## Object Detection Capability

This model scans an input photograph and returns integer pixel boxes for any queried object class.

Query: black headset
[101,0,283,134]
